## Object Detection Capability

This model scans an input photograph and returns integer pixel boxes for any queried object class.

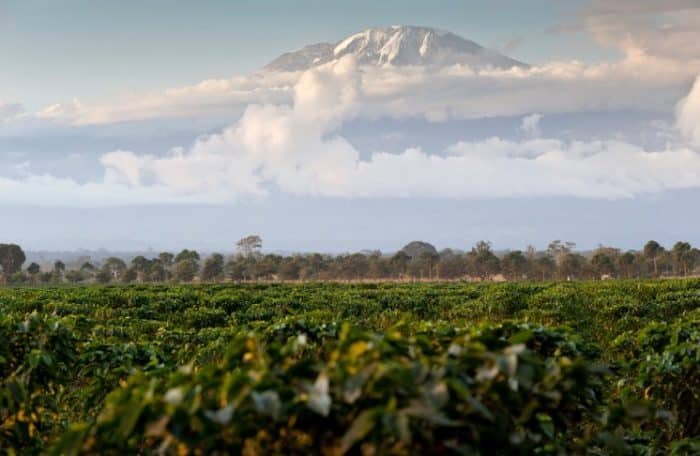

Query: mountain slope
[264,26,527,72]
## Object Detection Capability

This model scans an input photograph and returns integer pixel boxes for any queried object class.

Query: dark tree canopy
[400,241,438,260]
[0,244,26,282]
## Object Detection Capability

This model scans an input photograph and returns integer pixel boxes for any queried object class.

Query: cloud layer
[0,101,24,122]
[8,43,698,129]
[678,77,700,147]
[2,58,699,207]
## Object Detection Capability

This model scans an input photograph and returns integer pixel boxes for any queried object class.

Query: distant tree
[690,248,700,275]
[131,256,150,280]
[159,252,174,263]
[535,256,556,281]
[147,259,167,282]
[591,251,617,278]
[10,271,27,284]
[102,257,127,281]
[618,251,638,279]
[174,259,199,282]
[237,235,263,257]
[643,240,664,277]
[467,241,501,280]
[201,254,225,282]
[337,253,369,280]
[95,269,111,284]
[399,241,438,260]
[0,243,26,284]
[175,249,200,263]
[390,251,411,278]
[367,251,390,279]
[54,260,66,273]
[38,272,52,284]
[589,246,619,278]
[501,251,527,280]
[80,262,96,273]
[255,254,280,280]
[437,252,466,279]
[278,257,301,281]
[27,262,41,284]
[560,253,587,280]
[671,241,693,276]
[225,257,247,282]
[547,240,576,266]
[295,253,327,280]
[159,252,174,270]
[120,267,138,284]
[417,251,440,279]
[525,245,537,261]
[52,260,66,283]
[65,269,86,284]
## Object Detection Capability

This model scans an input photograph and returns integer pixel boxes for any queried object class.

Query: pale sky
[1,1,700,252]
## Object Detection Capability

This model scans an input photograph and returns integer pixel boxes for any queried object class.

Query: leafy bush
[54,323,607,455]
[0,280,698,453]
[0,313,77,452]
[614,313,700,446]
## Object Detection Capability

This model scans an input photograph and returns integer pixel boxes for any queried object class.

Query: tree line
[1,236,699,285]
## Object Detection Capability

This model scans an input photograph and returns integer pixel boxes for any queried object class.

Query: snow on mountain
[264,26,527,72]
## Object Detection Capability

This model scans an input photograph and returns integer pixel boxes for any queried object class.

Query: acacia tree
[547,240,576,268]
[237,235,263,257]
[0,243,26,284]
[643,240,664,277]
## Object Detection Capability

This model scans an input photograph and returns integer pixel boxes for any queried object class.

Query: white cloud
[520,113,543,138]
[677,76,700,147]
[21,49,700,128]
[0,101,24,121]
[2,58,699,207]
[30,72,297,126]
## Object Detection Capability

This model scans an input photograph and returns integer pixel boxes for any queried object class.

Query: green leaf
[341,410,376,453]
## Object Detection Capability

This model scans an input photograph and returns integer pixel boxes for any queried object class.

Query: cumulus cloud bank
[678,76,700,147]
[2,57,700,207]
[0,101,24,122]
[16,46,699,128]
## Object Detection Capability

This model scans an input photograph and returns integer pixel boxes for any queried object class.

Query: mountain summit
[264,26,527,72]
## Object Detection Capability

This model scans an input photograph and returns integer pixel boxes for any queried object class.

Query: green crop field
[1,280,699,454]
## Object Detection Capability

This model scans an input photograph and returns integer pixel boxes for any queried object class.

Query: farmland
[1,280,699,454]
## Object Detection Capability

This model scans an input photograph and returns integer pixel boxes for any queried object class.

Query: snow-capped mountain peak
[264,26,527,72]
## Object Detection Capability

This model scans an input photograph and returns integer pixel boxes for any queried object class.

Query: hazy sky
[2,1,700,252]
